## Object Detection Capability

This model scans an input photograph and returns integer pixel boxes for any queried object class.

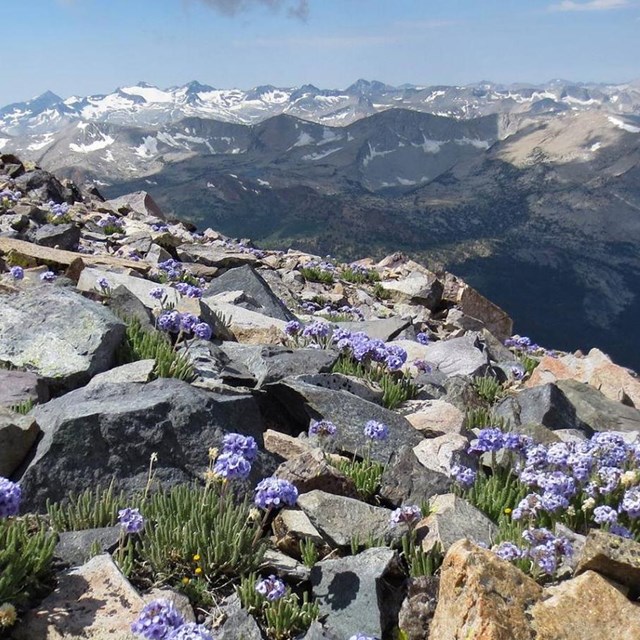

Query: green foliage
[473,375,504,405]
[0,517,56,606]
[10,398,34,415]
[335,457,385,501]
[298,538,319,569]
[331,354,417,410]
[372,282,391,300]
[47,480,129,531]
[136,484,265,589]
[339,266,380,284]
[47,213,72,225]
[349,532,387,555]
[118,316,195,382]
[401,534,443,578]
[463,407,509,430]
[102,224,123,236]
[299,267,334,285]
[519,353,540,377]
[237,574,320,640]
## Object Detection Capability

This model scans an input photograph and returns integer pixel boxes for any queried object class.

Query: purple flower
[284,320,302,336]
[222,433,258,462]
[97,277,110,291]
[309,419,337,437]
[510,366,525,380]
[131,599,184,639]
[158,311,181,333]
[451,464,477,489]
[468,428,505,453]
[255,575,286,601]
[413,359,432,374]
[0,477,21,517]
[503,432,533,453]
[390,505,422,527]
[348,635,380,640]
[213,452,252,480]
[166,623,214,640]
[9,266,23,280]
[179,313,199,333]
[40,270,56,282]
[302,321,331,339]
[363,420,389,441]
[620,486,640,519]
[610,523,633,539]
[416,332,430,345]
[118,507,144,534]
[193,322,213,340]
[254,477,299,510]
[186,286,203,299]
[512,493,543,521]
[385,355,404,371]
[149,287,166,300]
[592,505,618,525]
[493,541,523,562]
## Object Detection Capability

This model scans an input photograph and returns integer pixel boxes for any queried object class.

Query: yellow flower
[0,603,17,628]
[503,507,512,515]
[193,554,201,562]
[182,577,191,585]
[208,447,219,461]
[195,567,203,576]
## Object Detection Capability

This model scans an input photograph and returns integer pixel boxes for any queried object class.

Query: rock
[0,287,125,392]
[106,285,156,331]
[218,344,338,387]
[87,360,156,386]
[495,383,591,433]
[379,446,452,508]
[276,449,360,499]
[574,529,640,595]
[300,620,340,640]
[413,433,475,478]
[263,429,312,460]
[54,526,121,568]
[273,508,326,555]
[441,274,513,342]
[397,576,440,640]
[203,265,294,321]
[404,399,466,436]
[428,539,542,640]
[528,348,640,409]
[19,378,276,511]
[0,406,40,476]
[0,369,48,408]
[291,373,382,404]
[335,317,412,341]
[217,608,263,640]
[297,490,397,547]
[310,547,405,640]
[261,548,310,583]
[177,243,258,268]
[11,554,144,640]
[444,308,486,333]
[420,494,498,554]
[33,223,80,251]
[419,335,490,378]
[531,570,640,640]
[0,236,148,273]
[104,190,167,220]
[267,378,423,463]
[380,271,443,309]
[555,379,640,433]
[13,168,69,204]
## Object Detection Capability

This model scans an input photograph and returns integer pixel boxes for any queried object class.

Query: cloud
[549,0,631,11]
[193,0,310,20]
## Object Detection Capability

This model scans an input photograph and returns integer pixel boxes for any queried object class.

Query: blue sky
[2,0,639,105]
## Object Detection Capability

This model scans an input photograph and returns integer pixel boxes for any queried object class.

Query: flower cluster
[0,603,17,629]
[363,420,389,441]
[9,266,24,280]
[156,311,212,340]
[413,359,432,374]
[451,464,477,489]
[118,507,145,534]
[284,320,302,336]
[48,200,69,219]
[150,222,169,233]
[213,433,258,481]
[254,477,299,510]
[158,259,184,282]
[416,332,430,345]
[0,188,21,204]
[166,623,213,640]
[348,634,380,640]
[255,575,287,601]
[0,478,21,517]
[500,527,573,575]
[174,282,203,298]
[40,270,56,282]
[97,214,124,231]
[332,329,408,373]
[97,277,110,292]
[390,504,422,527]
[131,599,211,640]
[309,419,337,438]
[150,287,166,301]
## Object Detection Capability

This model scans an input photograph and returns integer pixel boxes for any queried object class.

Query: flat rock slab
[55,526,121,568]
[0,406,40,476]
[335,317,412,341]
[0,369,49,407]
[428,539,542,640]
[19,378,274,511]
[531,570,640,640]
[87,360,156,387]
[11,554,143,640]
[404,399,466,436]
[0,287,125,392]
[177,243,258,268]
[311,547,405,640]
[413,433,475,477]
[268,377,423,463]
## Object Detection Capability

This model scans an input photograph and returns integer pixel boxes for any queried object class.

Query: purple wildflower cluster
[213,433,258,481]
[255,575,287,601]
[416,332,430,345]
[303,259,337,275]
[0,477,21,518]
[174,282,203,299]
[299,299,364,321]
[221,239,266,259]
[284,320,302,336]
[40,270,56,282]
[9,266,24,280]
[494,528,573,575]
[150,223,170,233]
[131,599,212,640]
[413,359,432,374]
[156,311,212,340]
[150,287,166,301]
[309,419,337,438]
[390,504,422,527]
[97,214,124,230]
[451,464,477,489]
[363,420,389,441]
[332,329,408,373]
[48,200,70,219]
[158,259,184,281]
[97,277,110,291]
[0,188,22,204]
[118,507,144,534]
[254,476,299,510]
[348,634,380,640]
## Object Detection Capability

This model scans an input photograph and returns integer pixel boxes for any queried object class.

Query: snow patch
[257,179,271,187]
[27,133,55,150]
[302,147,342,161]
[590,142,602,152]
[293,132,314,148]
[0,139,8,150]
[121,85,173,103]
[608,116,640,134]
[69,134,114,153]
[134,136,158,158]
[104,150,115,163]
[363,142,396,167]
[455,137,490,150]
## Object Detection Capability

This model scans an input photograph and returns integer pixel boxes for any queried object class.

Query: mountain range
[2,79,640,370]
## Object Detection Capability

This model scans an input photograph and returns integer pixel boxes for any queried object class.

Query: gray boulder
[0,287,125,392]
[33,222,80,251]
[0,369,48,408]
[335,317,412,341]
[177,243,258,268]
[310,547,405,639]
[415,335,490,378]
[18,378,276,511]
[0,407,40,476]
[55,526,121,568]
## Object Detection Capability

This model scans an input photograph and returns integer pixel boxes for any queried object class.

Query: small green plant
[10,398,34,415]
[336,457,385,501]
[401,535,443,578]
[339,266,380,285]
[372,282,391,300]
[463,407,509,430]
[118,316,195,382]
[298,538,319,568]
[299,267,334,285]
[473,375,504,405]
[519,353,540,376]
[0,517,56,606]
[237,574,320,640]
[348,531,387,555]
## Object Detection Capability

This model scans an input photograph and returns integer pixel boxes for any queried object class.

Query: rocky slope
[1,155,640,639]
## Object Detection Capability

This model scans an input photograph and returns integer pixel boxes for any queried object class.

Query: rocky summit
[1,154,640,640]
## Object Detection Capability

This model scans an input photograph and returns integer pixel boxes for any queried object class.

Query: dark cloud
[195,0,310,20]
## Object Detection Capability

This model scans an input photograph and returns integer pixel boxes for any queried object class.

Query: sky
[1,0,639,105]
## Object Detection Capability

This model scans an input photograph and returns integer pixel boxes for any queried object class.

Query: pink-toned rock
[531,570,640,640]
[405,400,466,436]
[528,348,640,408]
[428,539,542,640]
[263,429,312,460]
